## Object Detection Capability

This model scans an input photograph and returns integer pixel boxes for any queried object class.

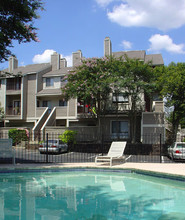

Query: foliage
[62,57,114,117]
[111,56,154,142]
[0,106,4,121]
[0,0,43,62]
[8,128,29,145]
[113,55,155,109]
[62,55,155,143]
[59,130,77,144]
[156,62,185,139]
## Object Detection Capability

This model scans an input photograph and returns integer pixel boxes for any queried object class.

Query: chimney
[104,37,112,57]
[72,50,82,66]
[9,56,18,72]
[51,52,60,70]
[60,58,67,68]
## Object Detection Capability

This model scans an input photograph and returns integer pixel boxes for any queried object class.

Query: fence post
[160,134,162,163]
[101,133,104,156]
[46,133,48,163]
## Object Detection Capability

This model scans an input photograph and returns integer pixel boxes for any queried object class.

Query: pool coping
[1,163,185,182]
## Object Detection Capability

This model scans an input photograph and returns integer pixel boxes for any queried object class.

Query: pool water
[0,170,185,220]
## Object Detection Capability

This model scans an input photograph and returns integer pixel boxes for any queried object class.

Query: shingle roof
[112,50,164,66]
[2,63,51,77]
[113,51,146,60]
[36,88,63,96]
[42,67,73,77]
[145,54,164,66]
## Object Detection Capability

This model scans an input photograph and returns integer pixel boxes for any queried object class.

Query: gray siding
[26,74,36,117]
[22,76,28,119]
[51,52,60,71]
[37,66,52,93]
[68,99,76,117]
[143,113,164,124]
[72,50,82,66]
[104,37,112,56]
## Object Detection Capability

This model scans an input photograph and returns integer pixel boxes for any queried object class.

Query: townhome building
[0,37,165,143]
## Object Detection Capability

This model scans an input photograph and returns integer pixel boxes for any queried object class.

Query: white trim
[41,107,56,131]
[4,79,7,114]
[142,124,165,127]
[21,76,24,119]
[32,107,49,131]
[56,116,78,120]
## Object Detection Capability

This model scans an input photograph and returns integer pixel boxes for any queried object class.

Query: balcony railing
[6,107,21,116]
[7,83,21,90]
[6,78,21,90]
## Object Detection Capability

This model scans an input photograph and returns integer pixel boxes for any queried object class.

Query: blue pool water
[0,170,185,220]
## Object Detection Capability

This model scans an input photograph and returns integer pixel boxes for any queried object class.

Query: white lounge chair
[95,141,127,166]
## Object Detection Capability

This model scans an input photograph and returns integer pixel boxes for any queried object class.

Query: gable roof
[112,50,164,66]
[36,88,62,96]
[113,50,146,60]
[1,63,51,77]
[42,67,73,77]
[145,54,164,65]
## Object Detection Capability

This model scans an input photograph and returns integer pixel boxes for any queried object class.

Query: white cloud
[32,49,55,63]
[106,0,185,31]
[120,40,132,49]
[32,49,73,67]
[95,0,115,7]
[148,34,185,54]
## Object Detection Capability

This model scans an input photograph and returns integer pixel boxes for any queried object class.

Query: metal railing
[0,131,184,164]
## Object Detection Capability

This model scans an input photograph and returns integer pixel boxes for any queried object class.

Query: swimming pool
[0,169,185,220]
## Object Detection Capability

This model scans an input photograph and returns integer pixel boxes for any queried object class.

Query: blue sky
[1,0,185,69]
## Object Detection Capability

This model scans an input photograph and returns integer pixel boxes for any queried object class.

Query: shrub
[8,128,29,145]
[59,130,77,144]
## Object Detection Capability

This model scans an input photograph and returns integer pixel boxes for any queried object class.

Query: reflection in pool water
[0,170,185,219]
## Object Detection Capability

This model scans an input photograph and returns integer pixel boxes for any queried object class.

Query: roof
[1,63,51,77]
[113,51,146,60]
[112,50,164,66]
[145,54,164,66]
[36,88,63,97]
[42,67,73,77]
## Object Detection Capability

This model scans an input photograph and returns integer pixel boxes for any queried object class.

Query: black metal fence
[0,131,185,164]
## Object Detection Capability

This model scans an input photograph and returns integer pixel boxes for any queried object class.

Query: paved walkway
[0,162,185,178]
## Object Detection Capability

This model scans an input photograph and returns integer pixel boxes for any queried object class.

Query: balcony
[6,107,21,119]
[77,105,96,118]
[6,78,21,95]
[56,107,67,118]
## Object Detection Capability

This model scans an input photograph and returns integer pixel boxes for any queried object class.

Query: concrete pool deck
[0,162,185,178]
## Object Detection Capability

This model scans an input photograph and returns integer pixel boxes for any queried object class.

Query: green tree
[0,0,43,62]
[62,56,155,143]
[0,105,4,122]
[113,56,155,142]
[62,57,113,122]
[156,62,185,141]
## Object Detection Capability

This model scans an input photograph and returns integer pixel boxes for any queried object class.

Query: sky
[1,0,185,69]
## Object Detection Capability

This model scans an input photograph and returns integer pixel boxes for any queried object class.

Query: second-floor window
[112,93,128,103]
[7,77,21,90]
[46,78,54,87]
[59,100,67,106]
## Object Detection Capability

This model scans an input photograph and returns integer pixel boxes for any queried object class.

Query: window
[59,100,67,106]
[46,78,54,87]
[112,93,128,103]
[112,121,129,138]
[42,101,48,107]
